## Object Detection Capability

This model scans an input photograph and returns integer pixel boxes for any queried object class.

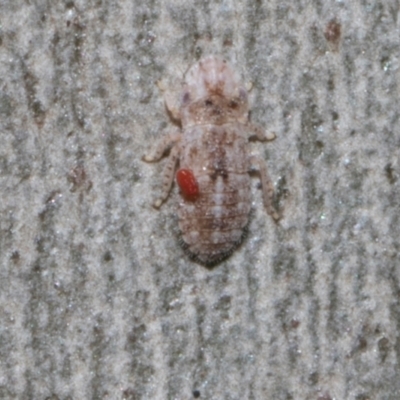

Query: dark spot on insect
[220,129,228,143]
[324,19,341,48]
[210,166,228,181]
[193,389,201,398]
[204,99,213,107]
[212,107,222,116]
[239,88,247,100]
[229,100,238,109]
[182,91,191,105]
[189,147,198,157]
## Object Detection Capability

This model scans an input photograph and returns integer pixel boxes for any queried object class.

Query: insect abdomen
[178,173,251,265]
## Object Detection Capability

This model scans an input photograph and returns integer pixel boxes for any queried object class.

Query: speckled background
[1,1,399,399]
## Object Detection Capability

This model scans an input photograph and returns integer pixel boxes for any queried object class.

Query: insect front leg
[143,130,182,208]
[142,129,181,162]
[249,155,280,221]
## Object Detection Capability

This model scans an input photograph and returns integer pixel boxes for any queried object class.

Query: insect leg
[164,92,181,121]
[152,144,180,208]
[248,123,276,142]
[157,80,181,121]
[250,155,280,221]
[142,130,181,162]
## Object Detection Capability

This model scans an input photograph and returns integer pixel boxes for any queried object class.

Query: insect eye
[204,99,213,107]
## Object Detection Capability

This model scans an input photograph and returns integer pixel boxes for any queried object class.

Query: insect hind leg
[152,145,180,208]
[250,155,280,221]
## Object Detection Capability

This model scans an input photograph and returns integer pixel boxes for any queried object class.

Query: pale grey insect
[143,56,279,266]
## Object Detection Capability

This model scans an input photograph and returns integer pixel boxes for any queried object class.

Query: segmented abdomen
[177,124,251,265]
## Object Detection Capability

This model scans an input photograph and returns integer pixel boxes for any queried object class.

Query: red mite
[176,169,199,200]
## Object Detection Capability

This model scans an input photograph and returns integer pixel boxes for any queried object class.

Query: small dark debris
[39,190,63,221]
[309,371,319,385]
[384,163,397,184]
[122,388,136,399]
[10,250,20,262]
[45,190,62,205]
[103,251,113,262]
[355,394,370,400]
[356,335,368,352]
[290,319,300,329]
[324,19,341,48]
[223,37,233,47]
[68,165,92,192]
[378,337,390,362]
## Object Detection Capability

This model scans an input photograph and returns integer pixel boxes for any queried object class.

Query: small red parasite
[176,169,199,200]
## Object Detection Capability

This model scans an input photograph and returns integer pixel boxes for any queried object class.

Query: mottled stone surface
[0,1,399,399]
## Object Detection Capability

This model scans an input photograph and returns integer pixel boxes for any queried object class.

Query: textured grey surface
[1,1,400,399]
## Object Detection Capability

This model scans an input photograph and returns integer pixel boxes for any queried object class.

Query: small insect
[143,56,280,266]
